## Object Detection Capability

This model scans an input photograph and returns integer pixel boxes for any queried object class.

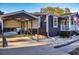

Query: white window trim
[46,15,49,33]
[60,15,71,31]
[53,16,58,28]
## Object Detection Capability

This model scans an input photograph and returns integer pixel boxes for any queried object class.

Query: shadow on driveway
[0,44,52,55]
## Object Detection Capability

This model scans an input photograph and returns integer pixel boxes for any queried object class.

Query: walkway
[54,39,79,48]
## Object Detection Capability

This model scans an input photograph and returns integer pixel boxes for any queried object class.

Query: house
[59,12,79,36]
[33,13,60,37]
[0,10,40,35]
[0,10,79,37]
[33,12,79,37]
[0,10,60,37]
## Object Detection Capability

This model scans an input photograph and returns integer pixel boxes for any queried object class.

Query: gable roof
[1,10,38,19]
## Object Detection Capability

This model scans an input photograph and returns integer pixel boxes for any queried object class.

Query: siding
[25,20,38,29]
[4,20,21,28]
[40,15,46,30]
[4,19,38,29]
[40,15,46,33]
[48,15,60,36]
[32,20,38,29]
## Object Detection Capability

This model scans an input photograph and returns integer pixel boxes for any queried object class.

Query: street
[0,40,79,55]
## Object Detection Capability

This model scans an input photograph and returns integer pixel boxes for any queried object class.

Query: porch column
[26,21,28,36]
[30,19,33,39]
[36,16,40,41]
[21,21,25,35]
[69,16,71,31]
[60,19,63,31]
[21,22,23,34]
[69,16,72,36]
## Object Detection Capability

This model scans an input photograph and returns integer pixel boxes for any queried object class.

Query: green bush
[59,31,70,38]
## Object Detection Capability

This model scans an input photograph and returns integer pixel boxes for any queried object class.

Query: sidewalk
[40,36,79,47]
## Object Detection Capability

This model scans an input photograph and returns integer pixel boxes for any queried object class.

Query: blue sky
[0,3,79,13]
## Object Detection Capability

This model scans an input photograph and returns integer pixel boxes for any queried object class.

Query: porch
[59,15,75,36]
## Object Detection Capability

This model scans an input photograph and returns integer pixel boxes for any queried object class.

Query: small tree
[64,8,70,13]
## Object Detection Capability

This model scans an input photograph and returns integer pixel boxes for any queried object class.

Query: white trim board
[46,15,49,36]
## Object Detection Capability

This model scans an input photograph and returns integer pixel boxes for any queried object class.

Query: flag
[73,16,79,25]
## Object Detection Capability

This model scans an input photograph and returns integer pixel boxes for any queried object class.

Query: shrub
[59,31,70,38]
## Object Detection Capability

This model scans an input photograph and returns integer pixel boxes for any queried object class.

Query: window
[61,16,69,31]
[71,17,74,25]
[53,16,58,28]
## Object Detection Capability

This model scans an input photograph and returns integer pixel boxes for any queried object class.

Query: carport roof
[0,10,38,19]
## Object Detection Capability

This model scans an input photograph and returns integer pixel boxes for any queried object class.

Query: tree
[0,10,4,15]
[54,7,64,16]
[64,8,70,13]
[40,7,70,16]
[41,7,55,14]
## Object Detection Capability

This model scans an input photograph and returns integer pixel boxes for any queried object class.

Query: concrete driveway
[0,36,79,55]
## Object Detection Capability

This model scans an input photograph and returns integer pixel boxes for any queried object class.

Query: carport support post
[36,17,40,42]
[37,28,39,41]
[21,21,25,35]
[26,21,29,36]
[30,19,33,39]
[21,21,22,34]
[0,17,8,48]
